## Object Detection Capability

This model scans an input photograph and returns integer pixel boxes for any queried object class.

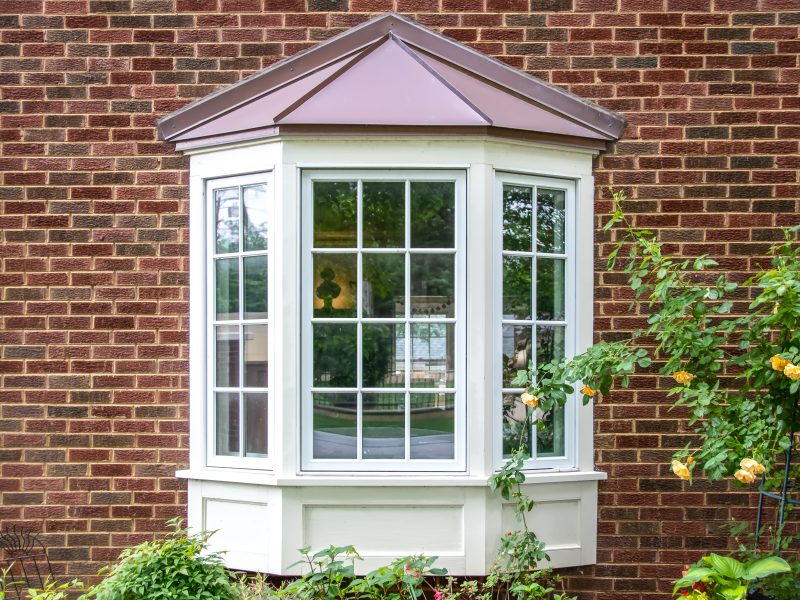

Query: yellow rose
[784,363,800,381]
[520,391,539,408]
[740,458,765,476]
[771,354,790,371]
[672,371,695,385]
[671,460,690,481]
[580,385,597,398]
[734,469,756,484]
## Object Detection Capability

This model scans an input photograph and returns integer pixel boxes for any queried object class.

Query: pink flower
[434,591,443,600]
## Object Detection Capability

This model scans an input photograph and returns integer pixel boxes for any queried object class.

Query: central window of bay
[300,170,467,472]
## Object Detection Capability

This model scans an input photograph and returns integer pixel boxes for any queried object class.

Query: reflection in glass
[363,182,404,248]
[410,181,454,248]
[243,184,268,251]
[216,392,239,456]
[411,323,454,388]
[502,324,532,387]
[313,393,357,459]
[503,256,532,321]
[314,181,357,248]
[502,184,532,252]
[244,392,267,457]
[313,253,357,317]
[536,258,565,321]
[410,393,454,459]
[313,323,357,388]
[410,254,454,318]
[537,188,565,254]
[216,258,239,320]
[536,325,565,366]
[243,255,268,320]
[362,393,405,459]
[536,404,565,457]
[244,324,268,388]
[502,393,530,458]
[215,325,240,388]
[215,187,239,254]
[363,253,405,318]
[363,324,404,388]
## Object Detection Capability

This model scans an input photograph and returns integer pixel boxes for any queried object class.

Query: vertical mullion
[356,180,363,460]
[530,186,538,460]
[404,179,411,461]
[238,187,245,457]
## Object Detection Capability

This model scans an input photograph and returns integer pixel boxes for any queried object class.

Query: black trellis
[0,526,54,599]
[754,432,800,552]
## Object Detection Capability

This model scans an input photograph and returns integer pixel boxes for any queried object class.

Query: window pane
[314,181,357,248]
[410,393,454,459]
[502,184,532,252]
[215,187,239,254]
[215,257,239,320]
[362,393,405,460]
[537,404,565,457]
[244,392,267,457]
[410,181,454,248]
[502,324,532,387]
[313,253,357,318]
[363,253,405,318]
[215,325,240,388]
[503,256,532,321]
[313,323,357,388]
[243,255,268,320]
[243,183,268,251]
[216,392,239,456]
[411,323,454,388]
[363,323,405,388]
[410,254,454,318]
[363,182,405,248]
[536,325,565,366]
[502,393,530,458]
[313,393,357,459]
[244,324,268,388]
[537,188,565,254]
[536,257,565,321]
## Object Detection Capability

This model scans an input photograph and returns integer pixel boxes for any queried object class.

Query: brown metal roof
[158,13,626,148]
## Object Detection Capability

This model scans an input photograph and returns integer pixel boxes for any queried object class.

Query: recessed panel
[501,499,580,551]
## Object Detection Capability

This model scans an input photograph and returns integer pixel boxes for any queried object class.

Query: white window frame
[300,169,468,473]
[205,171,274,470]
[493,172,578,471]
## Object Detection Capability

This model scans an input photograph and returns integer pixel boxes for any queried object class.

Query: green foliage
[27,579,84,600]
[281,545,360,600]
[672,553,790,600]
[434,570,573,600]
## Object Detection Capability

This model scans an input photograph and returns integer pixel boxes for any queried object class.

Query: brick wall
[0,1,798,598]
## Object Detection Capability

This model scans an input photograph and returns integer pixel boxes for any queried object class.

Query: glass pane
[313,323,357,388]
[502,324,531,387]
[215,258,239,320]
[536,404,565,457]
[362,393,405,460]
[410,181,454,248]
[215,392,239,456]
[410,393,454,459]
[536,325,565,366]
[502,392,531,458]
[244,324,268,388]
[536,257,565,321]
[503,184,532,252]
[537,188,565,254]
[244,255,268,320]
[215,187,239,254]
[314,181,357,248]
[313,393,357,459]
[243,183,268,251]
[363,253,405,318]
[411,323,454,388]
[503,256,532,321]
[215,325,240,388]
[363,182,404,248]
[313,253,357,318]
[363,323,405,388]
[244,392,267,457]
[410,254,454,318]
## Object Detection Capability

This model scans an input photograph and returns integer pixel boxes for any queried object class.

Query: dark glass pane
[362,393,405,460]
[244,324,268,388]
[536,404,565,458]
[410,393,454,459]
[503,256,532,321]
[244,392,268,457]
[363,181,405,248]
[410,323,454,388]
[536,258,566,321]
[537,188,565,254]
[215,258,239,320]
[215,187,239,254]
[502,324,532,387]
[243,255,268,320]
[216,392,239,456]
[410,181,454,248]
[363,323,405,388]
[410,254,454,318]
[313,181,357,248]
[243,183,268,251]
[363,253,405,318]
[313,253,357,318]
[536,325,565,366]
[502,393,531,459]
[313,393,357,459]
[313,323,357,388]
[215,325,240,388]
[502,184,532,252]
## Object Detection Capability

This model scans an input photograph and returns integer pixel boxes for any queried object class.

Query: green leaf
[744,555,791,581]
[706,554,746,580]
